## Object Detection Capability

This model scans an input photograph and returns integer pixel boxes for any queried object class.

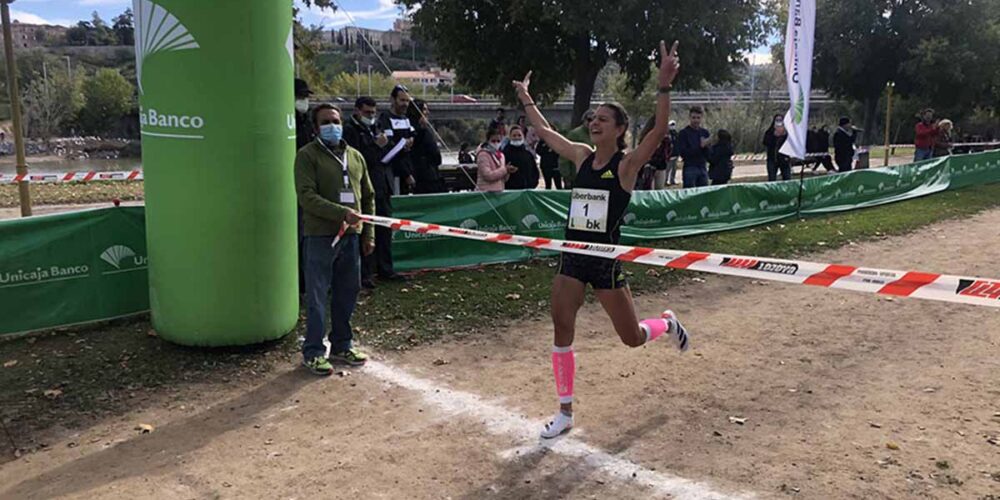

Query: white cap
[668,120,677,127]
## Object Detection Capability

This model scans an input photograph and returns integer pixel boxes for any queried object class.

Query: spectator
[708,129,734,185]
[458,143,474,164]
[808,125,836,173]
[642,118,673,189]
[536,138,562,189]
[407,99,445,194]
[344,96,392,290]
[476,128,513,192]
[559,110,595,188]
[665,120,680,186]
[294,78,316,150]
[517,115,540,153]
[833,116,858,172]
[933,119,954,158]
[293,78,316,296]
[503,125,540,190]
[638,118,665,190]
[377,85,417,195]
[763,114,791,181]
[489,108,508,138]
[676,106,711,188]
[914,109,938,161]
[294,103,374,375]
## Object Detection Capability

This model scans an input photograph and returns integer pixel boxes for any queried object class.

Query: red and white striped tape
[361,214,1000,309]
[0,170,143,184]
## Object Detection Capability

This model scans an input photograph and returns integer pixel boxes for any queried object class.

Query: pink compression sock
[639,318,670,343]
[551,346,575,404]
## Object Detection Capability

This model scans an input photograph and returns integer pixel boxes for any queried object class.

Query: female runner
[514,41,689,438]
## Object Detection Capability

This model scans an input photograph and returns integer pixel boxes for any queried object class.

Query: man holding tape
[295,103,375,375]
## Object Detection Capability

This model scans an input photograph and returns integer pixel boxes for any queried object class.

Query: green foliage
[112,9,135,46]
[399,0,771,124]
[327,71,398,98]
[65,11,121,46]
[811,0,1000,141]
[22,71,85,140]
[78,68,134,136]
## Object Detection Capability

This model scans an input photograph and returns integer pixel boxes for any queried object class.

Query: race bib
[339,190,356,205]
[568,188,609,233]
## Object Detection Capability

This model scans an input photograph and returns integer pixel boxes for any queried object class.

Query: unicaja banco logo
[100,245,148,272]
[460,219,479,230]
[134,0,200,96]
[521,214,540,229]
[134,0,206,139]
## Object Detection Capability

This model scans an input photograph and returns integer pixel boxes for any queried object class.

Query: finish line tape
[361,214,1000,309]
[0,170,143,184]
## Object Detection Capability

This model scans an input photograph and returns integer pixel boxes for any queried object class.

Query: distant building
[333,26,408,55]
[392,18,413,34]
[10,22,67,49]
[391,69,455,87]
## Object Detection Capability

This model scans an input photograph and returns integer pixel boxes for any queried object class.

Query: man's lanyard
[317,138,350,190]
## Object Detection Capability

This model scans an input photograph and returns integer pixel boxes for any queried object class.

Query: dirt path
[2,209,1000,499]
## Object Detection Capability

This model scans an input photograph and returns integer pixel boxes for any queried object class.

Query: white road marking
[364,360,755,500]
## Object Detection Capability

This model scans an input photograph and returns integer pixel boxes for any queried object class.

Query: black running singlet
[564,151,631,244]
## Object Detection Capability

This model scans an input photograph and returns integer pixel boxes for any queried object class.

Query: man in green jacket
[295,103,376,375]
[557,109,595,188]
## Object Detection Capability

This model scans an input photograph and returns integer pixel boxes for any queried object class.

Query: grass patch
[0,181,145,209]
[2,182,1000,455]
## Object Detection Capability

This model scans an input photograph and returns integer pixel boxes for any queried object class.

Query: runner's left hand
[658,40,680,88]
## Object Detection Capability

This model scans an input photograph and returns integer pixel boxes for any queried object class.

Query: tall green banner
[135,0,297,346]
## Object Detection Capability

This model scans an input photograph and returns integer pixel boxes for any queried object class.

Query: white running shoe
[540,412,574,439]
[661,310,690,352]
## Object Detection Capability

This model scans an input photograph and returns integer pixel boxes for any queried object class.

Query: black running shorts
[557,253,627,290]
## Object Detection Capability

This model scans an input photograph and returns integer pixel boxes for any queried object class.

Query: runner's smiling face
[589,107,625,148]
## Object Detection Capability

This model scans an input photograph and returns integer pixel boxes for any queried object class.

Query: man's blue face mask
[319,123,343,145]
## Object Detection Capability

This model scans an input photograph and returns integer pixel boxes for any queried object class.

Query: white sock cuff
[552,345,573,353]
[558,396,574,404]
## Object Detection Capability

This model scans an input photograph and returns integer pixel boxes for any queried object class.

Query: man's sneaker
[329,347,368,366]
[541,411,574,439]
[303,356,334,376]
[661,310,690,352]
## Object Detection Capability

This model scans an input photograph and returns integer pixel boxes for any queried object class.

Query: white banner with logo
[779,0,816,160]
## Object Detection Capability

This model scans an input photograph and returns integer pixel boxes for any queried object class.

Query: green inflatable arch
[135,0,298,346]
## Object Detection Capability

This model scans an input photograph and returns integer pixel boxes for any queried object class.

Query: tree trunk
[861,95,879,146]
[569,35,605,128]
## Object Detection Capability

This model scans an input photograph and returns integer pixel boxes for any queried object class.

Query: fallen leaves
[3,360,17,368]
[728,416,747,425]
[135,423,154,434]
[43,389,63,399]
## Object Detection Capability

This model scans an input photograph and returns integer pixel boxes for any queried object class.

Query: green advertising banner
[3,151,1000,338]
[0,208,149,336]
[136,0,298,346]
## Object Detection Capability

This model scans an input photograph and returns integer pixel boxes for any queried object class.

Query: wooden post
[1,0,31,216]
[884,81,895,167]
